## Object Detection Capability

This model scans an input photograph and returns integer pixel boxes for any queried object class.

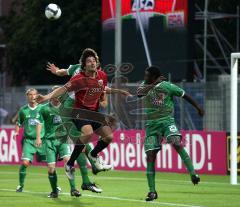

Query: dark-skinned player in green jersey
[137,66,204,201]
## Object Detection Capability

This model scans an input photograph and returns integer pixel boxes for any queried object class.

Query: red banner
[102,0,188,29]
[0,128,227,175]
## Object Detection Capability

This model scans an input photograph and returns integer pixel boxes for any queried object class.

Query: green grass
[0,165,239,207]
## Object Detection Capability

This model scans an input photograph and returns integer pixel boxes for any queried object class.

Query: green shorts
[21,138,46,162]
[144,117,181,152]
[45,139,71,164]
[54,120,82,144]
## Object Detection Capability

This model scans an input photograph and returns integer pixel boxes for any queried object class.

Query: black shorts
[72,119,102,132]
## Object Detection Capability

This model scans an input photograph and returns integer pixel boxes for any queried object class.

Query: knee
[102,133,113,143]
[80,133,93,144]
[169,136,183,151]
[63,156,70,164]
[48,166,56,174]
[146,150,157,162]
[22,160,30,167]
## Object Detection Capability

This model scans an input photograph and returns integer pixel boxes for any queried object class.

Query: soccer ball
[45,3,61,20]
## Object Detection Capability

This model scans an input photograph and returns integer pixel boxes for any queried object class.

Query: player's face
[27,91,37,104]
[85,56,97,72]
[144,71,154,84]
[50,97,60,106]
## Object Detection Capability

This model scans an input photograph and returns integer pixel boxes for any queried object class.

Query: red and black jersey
[64,70,107,111]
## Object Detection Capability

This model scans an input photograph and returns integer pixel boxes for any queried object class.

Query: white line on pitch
[0,170,236,186]
[0,188,203,207]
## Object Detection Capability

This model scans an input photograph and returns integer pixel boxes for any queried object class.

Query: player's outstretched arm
[183,93,204,117]
[36,87,67,103]
[106,87,132,96]
[46,62,68,76]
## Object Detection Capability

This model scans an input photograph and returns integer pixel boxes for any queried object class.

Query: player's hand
[35,94,48,103]
[197,107,204,117]
[46,62,59,75]
[36,138,42,147]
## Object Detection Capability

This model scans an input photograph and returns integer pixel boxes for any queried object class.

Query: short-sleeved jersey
[17,104,45,139]
[39,103,63,139]
[67,64,81,77]
[66,64,104,102]
[143,81,185,120]
[64,70,107,111]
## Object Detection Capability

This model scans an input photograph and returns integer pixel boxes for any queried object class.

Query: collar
[28,104,38,110]
[82,70,99,78]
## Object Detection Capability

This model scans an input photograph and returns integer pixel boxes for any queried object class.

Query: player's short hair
[79,48,100,69]
[52,85,60,91]
[25,88,38,95]
[146,66,162,79]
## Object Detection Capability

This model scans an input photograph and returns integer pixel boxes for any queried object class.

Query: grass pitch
[0,165,239,207]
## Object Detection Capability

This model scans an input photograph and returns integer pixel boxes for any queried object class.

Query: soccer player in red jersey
[37,49,130,179]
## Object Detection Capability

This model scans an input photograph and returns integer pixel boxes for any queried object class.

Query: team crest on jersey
[151,93,165,106]
[98,79,103,87]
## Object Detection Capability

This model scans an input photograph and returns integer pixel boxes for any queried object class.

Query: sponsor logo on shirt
[28,118,37,126]
[88,87,104,96]
[98,79,103,87]
[53,115,62,124]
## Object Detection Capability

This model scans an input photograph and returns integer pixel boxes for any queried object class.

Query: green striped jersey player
[14,88,46,192]
[36,92,81,198]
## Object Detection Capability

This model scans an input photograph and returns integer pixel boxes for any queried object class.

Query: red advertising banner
[102,0,188,29]
[0,128,227,175]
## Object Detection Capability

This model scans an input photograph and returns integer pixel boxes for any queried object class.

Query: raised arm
[46,62,68,77]
[183,93,204,117]
[36,87,67,103]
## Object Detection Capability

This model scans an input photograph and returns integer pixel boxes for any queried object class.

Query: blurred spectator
[0,107,8,125]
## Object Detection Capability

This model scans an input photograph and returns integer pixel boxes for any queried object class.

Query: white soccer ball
[45,3,61,20]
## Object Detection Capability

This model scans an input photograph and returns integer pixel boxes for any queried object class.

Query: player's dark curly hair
[146,66,162,79]
[79,48,100,69]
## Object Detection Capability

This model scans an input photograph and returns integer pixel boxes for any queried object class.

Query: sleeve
[36,107,46,125]
[64,76,87,92]
[164,82,185,97]
[67,64,78,76]
[16,109,24,126]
